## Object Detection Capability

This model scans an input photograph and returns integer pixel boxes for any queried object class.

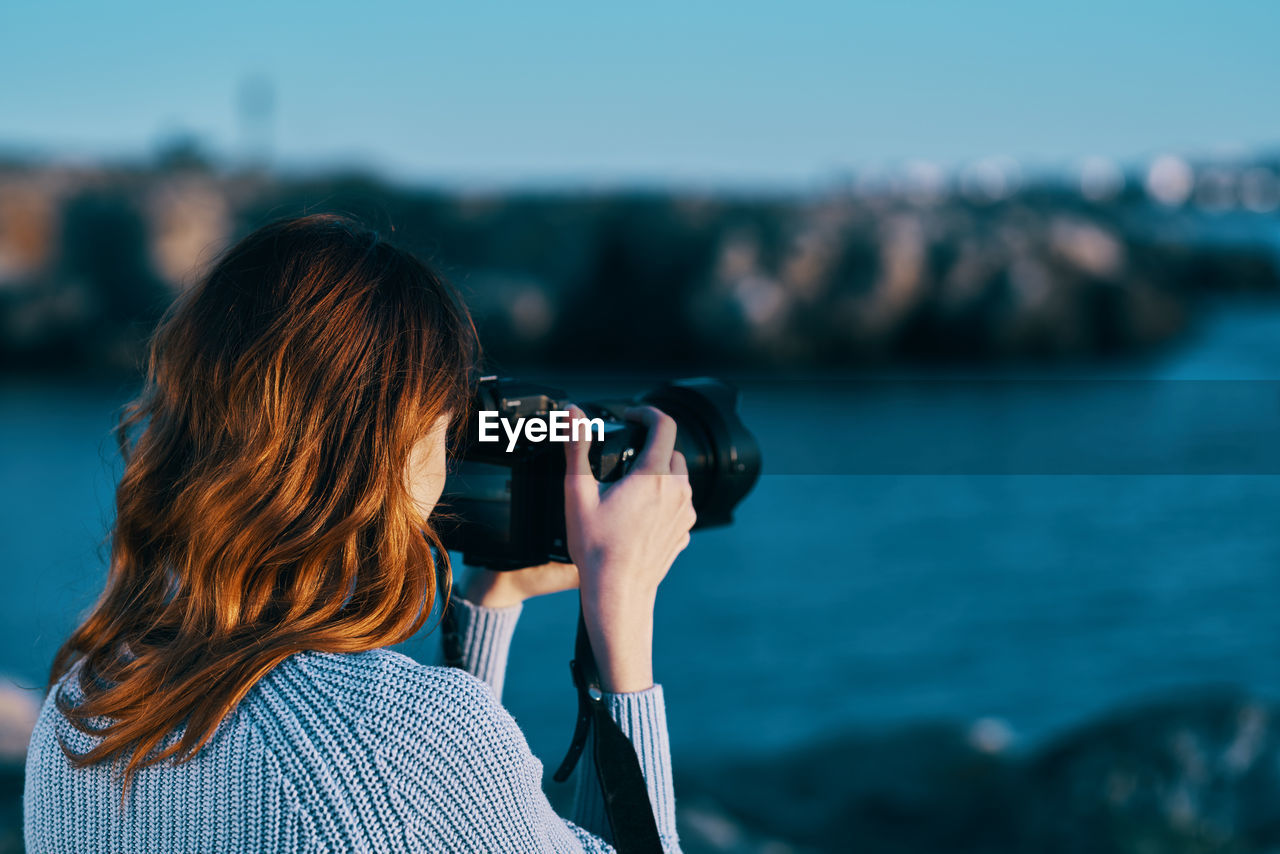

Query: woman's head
[52,213,477,781]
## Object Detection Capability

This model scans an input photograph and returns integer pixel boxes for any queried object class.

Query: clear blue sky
[2,0,1276,188]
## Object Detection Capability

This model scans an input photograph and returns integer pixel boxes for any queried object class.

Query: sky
[1,0,1277,189]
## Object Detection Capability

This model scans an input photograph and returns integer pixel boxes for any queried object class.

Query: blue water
[5,305,1280,770]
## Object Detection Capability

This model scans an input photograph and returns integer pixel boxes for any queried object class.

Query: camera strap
[552,605,664,854]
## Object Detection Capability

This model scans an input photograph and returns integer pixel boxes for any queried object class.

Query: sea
[4,300,1280,772]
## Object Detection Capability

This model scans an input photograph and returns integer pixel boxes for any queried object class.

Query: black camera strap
[552,604,664,854]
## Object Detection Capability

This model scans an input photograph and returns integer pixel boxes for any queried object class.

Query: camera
[438,377,762,569]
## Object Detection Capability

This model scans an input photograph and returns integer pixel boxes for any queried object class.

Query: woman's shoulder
[247,648,512,744]
[30,661,112,757]
[262,647,492,703]
[242,648,539,793]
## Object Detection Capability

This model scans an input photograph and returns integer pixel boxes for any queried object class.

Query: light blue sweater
[23,596,680,853]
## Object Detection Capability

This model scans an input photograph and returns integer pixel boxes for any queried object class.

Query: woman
[24,214,694,853]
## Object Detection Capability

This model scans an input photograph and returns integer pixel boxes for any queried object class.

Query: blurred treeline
[1,156,1278,377]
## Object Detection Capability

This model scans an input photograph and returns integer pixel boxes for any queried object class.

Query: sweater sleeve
[569,685,680,850]
[441,598,680,847]
[438,594,522,703]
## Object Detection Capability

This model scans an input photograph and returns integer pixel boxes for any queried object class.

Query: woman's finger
[625,405,678,473]
[670,450,688,477]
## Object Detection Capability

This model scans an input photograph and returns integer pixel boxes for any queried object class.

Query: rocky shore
[674,688,1280,854]
[2,161,1278,376]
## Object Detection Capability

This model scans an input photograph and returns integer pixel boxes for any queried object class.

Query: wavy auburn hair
[50,213,477,783]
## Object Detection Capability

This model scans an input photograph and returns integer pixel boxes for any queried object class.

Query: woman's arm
[438,593,522,702]
[558,404,692,848]
[419,403,692,851]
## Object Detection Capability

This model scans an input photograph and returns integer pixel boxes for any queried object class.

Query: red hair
[50,214,477,785]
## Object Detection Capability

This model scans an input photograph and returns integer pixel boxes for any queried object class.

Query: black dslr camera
[438,377,762,569]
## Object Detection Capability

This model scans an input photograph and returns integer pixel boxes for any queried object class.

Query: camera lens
[634,378,761,528]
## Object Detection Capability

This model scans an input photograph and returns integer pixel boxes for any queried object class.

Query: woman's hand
[563,404,696,693]
[457,561,579,609]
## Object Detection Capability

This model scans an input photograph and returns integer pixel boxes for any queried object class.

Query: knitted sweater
[23,596,680,853]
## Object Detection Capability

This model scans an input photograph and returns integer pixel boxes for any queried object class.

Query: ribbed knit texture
[24,595,681,853]
[447,596,521,703]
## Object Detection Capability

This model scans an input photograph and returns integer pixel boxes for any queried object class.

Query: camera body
[438,377,761,569]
